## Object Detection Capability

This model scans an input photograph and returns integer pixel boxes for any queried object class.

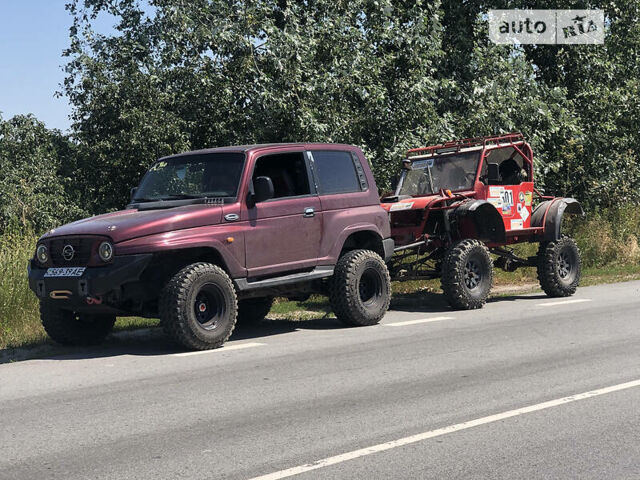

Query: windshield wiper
[163,193,205,200]
[132,197,160,203]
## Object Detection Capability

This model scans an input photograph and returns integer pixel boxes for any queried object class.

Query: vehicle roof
[159,143,359,161]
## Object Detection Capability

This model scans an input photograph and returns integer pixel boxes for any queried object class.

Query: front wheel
[40,302,115,346]
[160,262,238,350]
[441,239,493,310]
[537,236,581,297]
[329,249,391,326]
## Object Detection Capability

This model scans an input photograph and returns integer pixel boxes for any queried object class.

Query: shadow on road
[390,290,454,313]
[487,293,548,303]
[0,315,348,364]
[2,290,548,364]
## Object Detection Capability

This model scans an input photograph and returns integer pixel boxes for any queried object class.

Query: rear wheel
[441,239,493,310]
[237,297,274,326]
[160,262,237,350]
[40,302,115,346]
[537,236,581,297]
[329,249,391,326]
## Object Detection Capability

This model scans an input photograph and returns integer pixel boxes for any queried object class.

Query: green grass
[2,204,639,350]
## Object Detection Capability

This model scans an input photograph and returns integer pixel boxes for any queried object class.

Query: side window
[311,150,364,195]
[482,147,529,186]
[253,152,310,199]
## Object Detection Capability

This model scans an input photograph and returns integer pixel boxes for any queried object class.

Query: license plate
[44,267,86,278]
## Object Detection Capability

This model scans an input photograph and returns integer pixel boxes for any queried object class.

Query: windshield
[398,151,480,196]
[134,152,245,202]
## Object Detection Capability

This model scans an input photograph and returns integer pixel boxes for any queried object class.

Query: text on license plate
[44,267,86,278]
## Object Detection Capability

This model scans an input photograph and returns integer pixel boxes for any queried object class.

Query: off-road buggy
[381,133,583,309]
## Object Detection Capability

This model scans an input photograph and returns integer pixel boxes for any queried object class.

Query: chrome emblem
[62,245,75,261]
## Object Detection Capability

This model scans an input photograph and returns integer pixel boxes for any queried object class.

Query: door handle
[303,207,315,218]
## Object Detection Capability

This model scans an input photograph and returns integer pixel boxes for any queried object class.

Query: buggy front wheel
[441,239,493,310]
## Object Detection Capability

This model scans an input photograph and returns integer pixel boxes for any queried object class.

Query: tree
[63,0,640,211]
[0,114,84,234]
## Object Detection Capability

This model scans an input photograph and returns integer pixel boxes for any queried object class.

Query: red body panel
[476,181,534,231]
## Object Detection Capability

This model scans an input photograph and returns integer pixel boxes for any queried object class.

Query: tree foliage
[2,0,639,235]
[0,115,84,234]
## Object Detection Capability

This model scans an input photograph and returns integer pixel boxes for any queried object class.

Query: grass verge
[2,204,639,349]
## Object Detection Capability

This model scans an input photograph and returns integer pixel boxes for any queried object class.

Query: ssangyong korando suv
[28,144,394,350]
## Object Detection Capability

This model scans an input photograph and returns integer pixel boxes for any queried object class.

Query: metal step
[235,266,334,291]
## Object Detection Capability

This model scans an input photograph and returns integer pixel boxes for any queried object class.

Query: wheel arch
[531,198,584,241]
[140,246,231,290]
[452,200,506,244]
[340,229,386,258]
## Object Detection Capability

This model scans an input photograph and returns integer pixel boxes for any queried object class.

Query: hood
[380,194,443,212]
[41,205,223,243]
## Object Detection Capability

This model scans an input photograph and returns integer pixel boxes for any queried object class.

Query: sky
[0,1,116,132]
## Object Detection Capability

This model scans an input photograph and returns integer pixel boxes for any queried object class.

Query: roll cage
[399,133,534,196]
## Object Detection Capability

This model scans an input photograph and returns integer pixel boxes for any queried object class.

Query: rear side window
[311,151,365,195]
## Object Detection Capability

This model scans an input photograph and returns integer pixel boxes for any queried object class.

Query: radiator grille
[49,237,94,267]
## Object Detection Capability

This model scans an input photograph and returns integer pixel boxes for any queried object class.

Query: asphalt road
[1,281,639,479]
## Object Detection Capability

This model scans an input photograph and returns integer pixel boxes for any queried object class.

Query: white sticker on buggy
[390,202,414,211]
[511,219,524,230]
[520,205,530,222]
[488,197,503,209]
[500,189,514,208]
[489,186,504,197]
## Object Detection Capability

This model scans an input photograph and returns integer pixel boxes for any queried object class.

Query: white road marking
[537,298,592,307]
[385,316,454,327]
[172,342,265,357]
[248,379,640,480]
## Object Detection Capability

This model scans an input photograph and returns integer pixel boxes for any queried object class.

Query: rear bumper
[383,238,395,262]
[28,254,153,302]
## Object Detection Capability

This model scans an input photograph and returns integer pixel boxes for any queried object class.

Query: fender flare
[531,198,584,241]
[452,200,506,243]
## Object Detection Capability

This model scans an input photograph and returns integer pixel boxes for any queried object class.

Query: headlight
[98,241,114,262]
[36,244,48,264]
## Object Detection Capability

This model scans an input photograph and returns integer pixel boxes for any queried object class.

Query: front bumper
[28,254,153,302]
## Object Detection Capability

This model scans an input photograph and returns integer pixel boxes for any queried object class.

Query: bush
[0,232,43,349]
[567,205,640,268]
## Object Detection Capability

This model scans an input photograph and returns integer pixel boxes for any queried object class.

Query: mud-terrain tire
[40,301,115,346]
[160,262,237,350]
[329,249,391,326]
[237,297,274,326]
[537,235,581,297]
[441,239,493,310]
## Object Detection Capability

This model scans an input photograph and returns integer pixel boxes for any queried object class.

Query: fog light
[36,244,48,264]
[98,241,113,262]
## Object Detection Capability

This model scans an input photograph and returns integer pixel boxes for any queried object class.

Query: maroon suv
[28,144,394,350]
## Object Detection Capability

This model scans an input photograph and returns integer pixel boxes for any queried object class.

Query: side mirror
[130,187,138,201]
[487,163,500,184]
[253,176,274,203]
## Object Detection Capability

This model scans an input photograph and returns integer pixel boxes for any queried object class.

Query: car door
[482,147,534,231]
[243,150,322,278]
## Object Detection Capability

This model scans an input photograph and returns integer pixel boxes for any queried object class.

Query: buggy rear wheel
[537,236,581,297]
[441,239,493,310]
